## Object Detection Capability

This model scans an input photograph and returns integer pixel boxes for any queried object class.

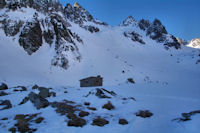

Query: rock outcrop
[28,92,49,109]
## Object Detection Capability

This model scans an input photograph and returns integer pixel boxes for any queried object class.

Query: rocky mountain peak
[120,16,138,26]
[74,2,81,8]
[122,17,181,49]
[188,38,200,48]
[64,2,95,25]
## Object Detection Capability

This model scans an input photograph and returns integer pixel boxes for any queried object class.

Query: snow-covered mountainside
[0,1,200,133]
[187,38,200,49]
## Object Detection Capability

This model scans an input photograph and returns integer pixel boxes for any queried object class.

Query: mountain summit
[187,38,200,49]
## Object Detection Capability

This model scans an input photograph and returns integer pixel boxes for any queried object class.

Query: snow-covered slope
[0,1,200,133]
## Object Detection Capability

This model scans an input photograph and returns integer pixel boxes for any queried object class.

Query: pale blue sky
[60,0,200,40]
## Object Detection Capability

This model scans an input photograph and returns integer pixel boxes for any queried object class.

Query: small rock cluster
[124,31,145,44]
[86,88,117,99]
[9,114,44,133]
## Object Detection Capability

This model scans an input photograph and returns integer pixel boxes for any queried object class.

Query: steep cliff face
[19,16,42,55]
[0,0,85,69]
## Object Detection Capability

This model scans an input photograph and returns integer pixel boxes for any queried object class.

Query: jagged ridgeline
[0,0,181,70]
[0,0,106,69]
[121,16,181,49]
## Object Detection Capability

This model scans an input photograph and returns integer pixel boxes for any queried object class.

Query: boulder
[0,100,12,110]
[35,117,44,124]
[79,111,89,117]
[38,87,50,98]
[84,102,90,106]
[32,85,38,89]
[68,117,86,127]
[0,91,8,96]
[95,88,111,98]
[127,78,135,84]
[92,117,109,127]
[0,83,8,90]
[119,119,128,125]
[102,101,115,110]
[136,110,153,118]
[67,113,77,119]
[28,92,49,109]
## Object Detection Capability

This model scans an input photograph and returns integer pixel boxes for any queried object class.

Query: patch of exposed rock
[102,101,115,110]
[68,116,86,127]
[0,100,12,110]
[124,31,145,44]
[0,91,8,96]
[136,110,153,118]
[79,111,89,117]
[119,119,128,125]
[173,110,200,122]
[92,117,109,127]
[0,83,8,90]
[19,16,42,55]
[9,113,44,133]
[51,101,76,115]
[28,92,49,109]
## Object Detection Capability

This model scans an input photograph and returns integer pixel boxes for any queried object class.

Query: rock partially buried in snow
[0,91,8,96]
[28,92,49,109]
[0,100,12,110]
[127,78,135,84]
[119,119,128,125]
[79,111,89,117]
[13,86,27,92]
[19,97,29,105]
[92,117,109,127]
[173,110,200,122]
[84,102,90,106]
[35,117,44,124]
[95,88,111,98]
[32,85,39,90]
[136,110,153,118]
[10,113,41,133]
[51,101,76,115]
[68,117,86,127]
[0,83,8,90]
[38,87,50,98]
[87,107,97,111]
[102,101,115,110]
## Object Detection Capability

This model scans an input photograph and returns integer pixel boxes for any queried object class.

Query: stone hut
[80,75,103,87]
